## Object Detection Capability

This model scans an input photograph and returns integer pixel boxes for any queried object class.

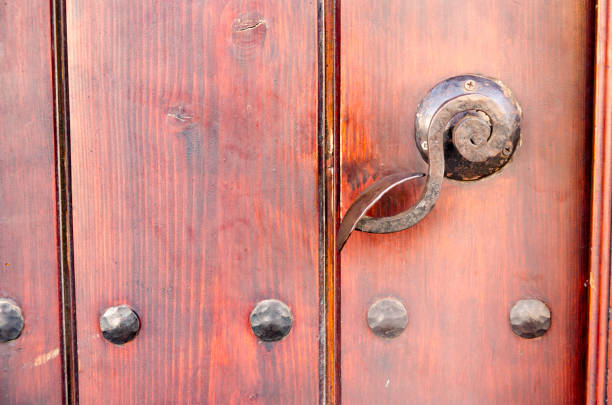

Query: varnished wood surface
[320,0,341,402]
[0,2,64,404]
[588,0,612,403]
[67,0,319,403]
[340,1,593,403]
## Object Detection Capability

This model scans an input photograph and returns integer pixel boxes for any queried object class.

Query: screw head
[464,79,477,91]
[0,298,24,343]
[502,141,514,157]
[100,305,140,345]
[367,297,408,339]
[250,299,293,342]
[509,299,551,339]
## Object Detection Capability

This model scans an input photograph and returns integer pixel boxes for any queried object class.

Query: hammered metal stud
[100,305,140,345]
[250,299,293,342]
[509,299,551,339]
[367,297,408,339]
[0,298,24,343]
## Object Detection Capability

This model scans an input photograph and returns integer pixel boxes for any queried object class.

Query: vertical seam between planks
[50,0,79,403]
[318,0,341,403]
[317,0,326,400]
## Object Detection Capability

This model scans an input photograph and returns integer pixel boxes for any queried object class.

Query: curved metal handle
[338,75,522,251]
[337,172,425,251]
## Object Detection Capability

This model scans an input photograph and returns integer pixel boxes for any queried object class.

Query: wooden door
[5,0,612,404]
[338,1,593,404]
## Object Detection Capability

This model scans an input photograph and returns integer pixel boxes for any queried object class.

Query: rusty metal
[0,298,24,343]
[367,298,408,339]
[353,90,449,235]
[509,299,551,339]
[356,92,482,234]
[250,299,293,342]
[336,75,521,246]
[337,172,424,250]
[451,111,493,162]
[99,305,140,345]
[415,74,522,181]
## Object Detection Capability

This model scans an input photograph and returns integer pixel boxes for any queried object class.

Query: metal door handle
[338,75,522,251]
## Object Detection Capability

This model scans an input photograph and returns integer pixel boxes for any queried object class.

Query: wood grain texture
[587,0,612,403]
[340,1,593,404]
[0,2,64,404]
[67,0,319,403]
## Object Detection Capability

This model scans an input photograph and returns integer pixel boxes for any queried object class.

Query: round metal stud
[367,297,408,339]
[0,298,24,343]
[509,299,551,339]
[250,299,293,342]
[100,304,140,345]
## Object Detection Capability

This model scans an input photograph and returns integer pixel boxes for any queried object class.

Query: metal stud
[367,297,408,339]
[100,305,140,345]
[509,299,551,339]
[250,299,293,342]
[0,298,24,343]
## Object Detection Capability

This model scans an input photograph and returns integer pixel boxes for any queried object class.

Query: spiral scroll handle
[338,75,522,251]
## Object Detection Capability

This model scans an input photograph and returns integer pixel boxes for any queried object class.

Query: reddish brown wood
[0,2,64,404]
[67,1,319,403]
[339,1,593,403]
[321,0,341,402]
[587,1,612,403]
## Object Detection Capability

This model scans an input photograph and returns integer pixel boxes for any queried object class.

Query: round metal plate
[415,74,522,181]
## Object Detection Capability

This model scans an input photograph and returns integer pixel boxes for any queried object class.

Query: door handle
[338,75,522,251]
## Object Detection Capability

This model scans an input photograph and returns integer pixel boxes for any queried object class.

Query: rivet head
[250,299,293,342]
[100,305,140,345]
[0,298,24,343]
[367,297,408,339]
[509,299,551,339]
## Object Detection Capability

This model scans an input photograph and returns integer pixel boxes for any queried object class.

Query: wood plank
[67,1,319,403]
[340,1,593,403]
[587,0,612,403]
[0,2,64,404]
